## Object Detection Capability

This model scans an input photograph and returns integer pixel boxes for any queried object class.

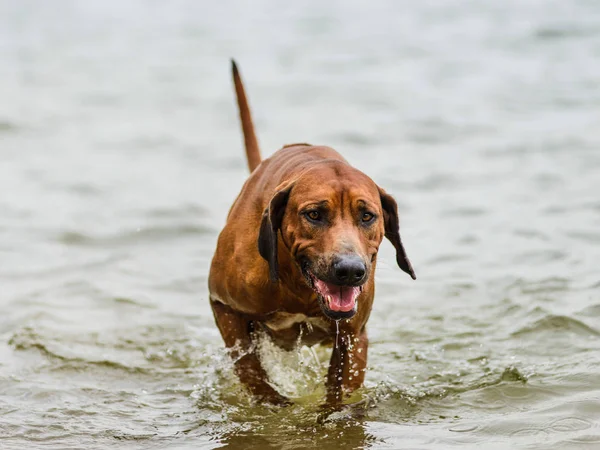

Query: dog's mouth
[302,263,363,320]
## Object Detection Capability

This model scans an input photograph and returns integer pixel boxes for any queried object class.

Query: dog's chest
[263,312,332,349]
[264,312,330,333]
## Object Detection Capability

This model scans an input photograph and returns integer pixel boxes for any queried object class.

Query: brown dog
[208,60,416,406]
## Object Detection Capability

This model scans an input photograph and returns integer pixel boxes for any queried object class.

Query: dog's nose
[332,255,367,285]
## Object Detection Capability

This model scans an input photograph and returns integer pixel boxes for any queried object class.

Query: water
[1,1,600,448]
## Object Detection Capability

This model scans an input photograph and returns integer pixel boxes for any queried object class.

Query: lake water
[1,1,600,449]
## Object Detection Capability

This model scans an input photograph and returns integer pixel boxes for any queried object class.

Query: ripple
[508,277,570,295]
[532,172,564,189]
[414,173,460,191]
[7,324,213,377]
[510,427,548,437]
[449,423,479,433]
[511,315,600,338]
[427,253,471,265]
[56,223,213,247]
[8,329,152,375]
[590,201,600,213]
[513,228,549,241]
[456,234,479,245]
[514,249,567,264]
[565,230,600,244]
[567,433,600,444]
[441,207,487,218]
[112,296,153,307]
[549,417,593,433]
[0,120,19,133]
[379,365,528,407]
[141,203,208,219]
[535,25,598,40]
[578,303,600,317]
[64,183,102,196]
[331,131,377,146]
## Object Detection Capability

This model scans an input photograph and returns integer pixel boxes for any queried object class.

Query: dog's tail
[231,59,261,173]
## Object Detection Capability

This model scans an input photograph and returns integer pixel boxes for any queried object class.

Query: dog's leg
[326,327,368,405]
[210,300,289,405]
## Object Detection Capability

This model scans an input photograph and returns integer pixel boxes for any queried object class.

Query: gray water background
[1,1,600,448]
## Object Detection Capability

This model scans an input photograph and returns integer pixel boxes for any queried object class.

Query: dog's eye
[361,212,375,223]
[306,210,321,221]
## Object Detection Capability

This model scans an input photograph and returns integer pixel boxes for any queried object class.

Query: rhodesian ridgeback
[208,60,416,406]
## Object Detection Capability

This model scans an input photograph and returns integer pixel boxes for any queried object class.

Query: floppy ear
[379,187,416,280]
[258,183,294,282]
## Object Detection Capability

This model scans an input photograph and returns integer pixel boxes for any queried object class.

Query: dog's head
[258,161,415,320]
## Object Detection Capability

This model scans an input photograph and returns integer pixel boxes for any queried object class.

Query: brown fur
[208,61,415,405]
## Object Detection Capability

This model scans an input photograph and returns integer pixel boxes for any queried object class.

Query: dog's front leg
[210,300,289,405]
[326,327,368,405]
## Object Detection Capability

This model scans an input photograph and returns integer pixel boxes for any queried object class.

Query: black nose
[332,255,367,285]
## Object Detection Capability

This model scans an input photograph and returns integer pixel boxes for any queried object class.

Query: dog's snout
[332,255,367,285]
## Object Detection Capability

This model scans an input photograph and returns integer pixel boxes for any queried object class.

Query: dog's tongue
[314,279,360,312]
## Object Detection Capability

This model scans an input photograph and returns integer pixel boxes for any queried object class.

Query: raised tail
[231,59,261,172]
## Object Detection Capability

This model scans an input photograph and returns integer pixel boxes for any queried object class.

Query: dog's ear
[258,182,294,282]
[379,187,416,280]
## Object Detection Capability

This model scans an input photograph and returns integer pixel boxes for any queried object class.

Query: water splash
[255,330,327,399]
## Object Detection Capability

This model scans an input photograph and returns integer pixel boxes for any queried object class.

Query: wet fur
[208,61,415,405]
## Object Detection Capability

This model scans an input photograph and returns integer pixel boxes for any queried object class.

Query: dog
[208,60,416,405]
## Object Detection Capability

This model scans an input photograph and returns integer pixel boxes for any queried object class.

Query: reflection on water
[1,0,600,448]
[218,421,376,450]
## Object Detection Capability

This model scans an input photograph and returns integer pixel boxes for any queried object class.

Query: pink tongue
[314,280,360,312]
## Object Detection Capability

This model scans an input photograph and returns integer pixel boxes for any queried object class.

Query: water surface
[1,1,600,448]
